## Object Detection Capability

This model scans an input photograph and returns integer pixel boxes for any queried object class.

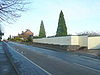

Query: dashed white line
[7,43,52,75]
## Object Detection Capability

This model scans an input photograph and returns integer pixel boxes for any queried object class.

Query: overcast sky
[3,0,100,39]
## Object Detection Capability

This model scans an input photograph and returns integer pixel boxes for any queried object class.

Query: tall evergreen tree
[39,20,46,38]
[56,10,67,36]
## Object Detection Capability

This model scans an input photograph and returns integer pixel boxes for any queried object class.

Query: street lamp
[0,30,4,41]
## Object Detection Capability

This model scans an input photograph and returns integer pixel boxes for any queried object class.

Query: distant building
[13,29,34,40]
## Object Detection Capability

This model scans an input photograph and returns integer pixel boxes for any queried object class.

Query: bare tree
[77,31,100,36]
[0,0,28,24]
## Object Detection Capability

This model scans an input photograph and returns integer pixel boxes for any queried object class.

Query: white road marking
[8,42,100,74]
[7,43,52,75]
[74,63,100,73]
[79,55,100,61]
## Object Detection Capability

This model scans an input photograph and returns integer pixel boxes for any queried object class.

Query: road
[8,42,100,75]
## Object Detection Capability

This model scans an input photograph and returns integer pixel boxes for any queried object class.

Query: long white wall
[71,36,79,45]
[33,36,100,49]
[79,36,88,47]
[88,36,100,49]
[33,36,87,46]
[33,36,71,45]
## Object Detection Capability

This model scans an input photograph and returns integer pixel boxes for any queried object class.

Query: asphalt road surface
[8,42,100,75]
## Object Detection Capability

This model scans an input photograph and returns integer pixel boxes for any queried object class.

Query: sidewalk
[0,42,17,75]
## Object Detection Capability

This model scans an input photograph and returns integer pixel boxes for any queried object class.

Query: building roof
[24,29,33,35]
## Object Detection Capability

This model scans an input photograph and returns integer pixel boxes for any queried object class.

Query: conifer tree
[56,10,67,36]
[39,20,46,38]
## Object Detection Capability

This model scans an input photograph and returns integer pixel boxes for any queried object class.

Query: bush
[9,37,23,42]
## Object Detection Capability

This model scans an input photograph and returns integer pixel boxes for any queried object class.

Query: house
[17,29,34,40]
[19,29,34,39]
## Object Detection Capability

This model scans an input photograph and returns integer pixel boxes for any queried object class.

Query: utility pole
[0,25,4,41]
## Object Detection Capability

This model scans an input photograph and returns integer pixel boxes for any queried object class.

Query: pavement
[0,42,17,75]
[8,42,100,75]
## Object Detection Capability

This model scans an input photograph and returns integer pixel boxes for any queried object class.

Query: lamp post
[0,30,4,41]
